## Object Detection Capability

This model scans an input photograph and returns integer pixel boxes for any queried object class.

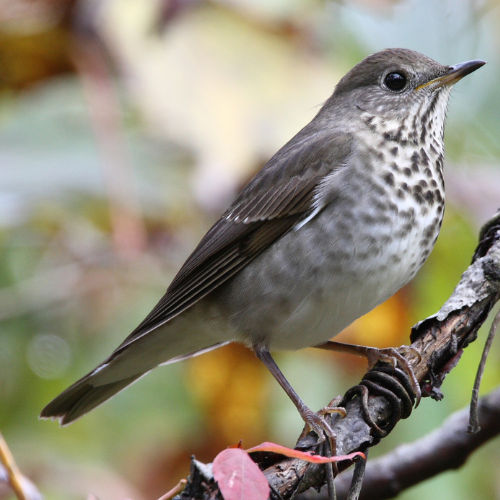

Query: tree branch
[176,211,500,499]
[309,386,500,499]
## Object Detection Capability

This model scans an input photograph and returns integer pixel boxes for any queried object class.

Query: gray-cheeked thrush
[41,49,485,438]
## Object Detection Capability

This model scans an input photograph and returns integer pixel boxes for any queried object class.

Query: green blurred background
[1,0,499,498]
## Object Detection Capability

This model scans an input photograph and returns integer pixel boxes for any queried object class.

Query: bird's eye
[384,72,407,91]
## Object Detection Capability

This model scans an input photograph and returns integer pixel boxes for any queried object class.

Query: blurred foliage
[1,0,499,499]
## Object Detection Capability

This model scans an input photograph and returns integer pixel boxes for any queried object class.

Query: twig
[0,433,27,500]
[468,309,499,432]
[158,478,187,500]
[345,451,367,500]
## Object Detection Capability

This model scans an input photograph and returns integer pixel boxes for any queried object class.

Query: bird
[41,49,485,436]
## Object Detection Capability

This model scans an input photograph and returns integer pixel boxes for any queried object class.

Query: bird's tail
[40,338,229,425]
[40,372,143,426]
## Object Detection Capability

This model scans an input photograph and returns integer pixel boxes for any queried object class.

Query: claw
[300,407,336,442]
[319,396,347,419]
[375,347,421,406]
[351,345,421,407]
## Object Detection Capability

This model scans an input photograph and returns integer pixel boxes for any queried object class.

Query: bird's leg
[315,340,421,404]
[254,345,342,445]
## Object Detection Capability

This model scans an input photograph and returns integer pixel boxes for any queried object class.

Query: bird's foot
[315,341,421,406]
[360,345,421,406]
[296,397,348,456]
[298,404,337,446]
[296,400,348,500]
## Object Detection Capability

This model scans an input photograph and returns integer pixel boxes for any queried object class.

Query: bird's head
[328,48,485,123]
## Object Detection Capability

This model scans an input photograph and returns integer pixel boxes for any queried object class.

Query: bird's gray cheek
[356,90,380,108]
[355,91,396,119]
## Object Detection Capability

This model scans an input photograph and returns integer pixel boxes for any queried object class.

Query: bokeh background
[1,0,499,498]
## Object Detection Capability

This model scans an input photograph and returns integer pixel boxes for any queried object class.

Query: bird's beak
[416,59,486,91]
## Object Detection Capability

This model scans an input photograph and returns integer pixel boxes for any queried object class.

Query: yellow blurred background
[1,0,499,498]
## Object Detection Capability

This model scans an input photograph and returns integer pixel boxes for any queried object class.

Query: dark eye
[384,72,407,91]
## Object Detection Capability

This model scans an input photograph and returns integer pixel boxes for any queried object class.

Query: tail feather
[40,296,235,426]
[40,339,230,425]
[40,373,143,426]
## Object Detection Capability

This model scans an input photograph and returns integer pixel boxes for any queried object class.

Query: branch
[175,212,500,499]
[317,386,500,499]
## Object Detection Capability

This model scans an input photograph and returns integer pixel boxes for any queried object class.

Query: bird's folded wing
[116,129,350,351]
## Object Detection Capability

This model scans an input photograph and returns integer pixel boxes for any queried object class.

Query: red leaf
[246,441,365,464]
[213,448,270,500]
